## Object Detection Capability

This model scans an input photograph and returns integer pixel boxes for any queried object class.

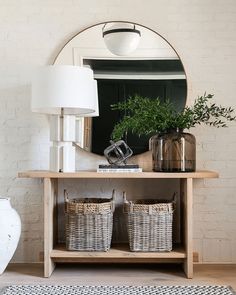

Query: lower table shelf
[51,244,186,263]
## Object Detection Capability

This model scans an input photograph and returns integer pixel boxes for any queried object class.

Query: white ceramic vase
[0,197,21,275]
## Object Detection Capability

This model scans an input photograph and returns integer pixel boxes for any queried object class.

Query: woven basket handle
[123,191,127,203]
[123,191,133,213]
[111,189,116,212]
[172,192,178,211]
[172,192,177,202]
[64,189,69,203]
[172,192,177,211]
[64,189,69,213]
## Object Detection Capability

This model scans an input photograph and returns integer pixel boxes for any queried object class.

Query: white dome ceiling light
[102,23,141,56]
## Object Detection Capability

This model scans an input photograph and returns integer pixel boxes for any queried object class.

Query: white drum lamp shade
[31,65,98,172]
[103,23,141,56]
[31,65,96,115]
[82,80,99,117]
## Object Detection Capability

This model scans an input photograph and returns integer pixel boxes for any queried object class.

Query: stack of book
[97,164,142,173]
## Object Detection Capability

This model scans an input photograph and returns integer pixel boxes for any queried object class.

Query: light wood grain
[44,178,56,278]
[1,264,236,288]
[18,170,219,179]
[181,178,193,279]
[50,244,186,263]
[19,169,218,278]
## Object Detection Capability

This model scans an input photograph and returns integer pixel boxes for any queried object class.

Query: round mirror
[54,21,187,156]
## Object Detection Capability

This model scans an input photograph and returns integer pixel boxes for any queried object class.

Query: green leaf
[110,93,236,139]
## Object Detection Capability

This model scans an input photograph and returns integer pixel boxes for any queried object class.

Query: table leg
[180,178,193,278]
[44,178,57,277]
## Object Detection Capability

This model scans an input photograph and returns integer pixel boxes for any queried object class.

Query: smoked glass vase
[151,129,196,172]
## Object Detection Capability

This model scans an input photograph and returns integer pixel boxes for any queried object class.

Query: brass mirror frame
[53,21,188,157]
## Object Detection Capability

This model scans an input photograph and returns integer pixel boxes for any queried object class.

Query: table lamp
[31,65,98,172]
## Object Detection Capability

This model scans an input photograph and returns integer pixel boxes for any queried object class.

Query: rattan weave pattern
[66,212,113,251]
[65,190,114,251]
[127,212,173,252]
[0,285,234,295]
[64,189,114,214]
[123,199,173,214]
[124,197,174,252]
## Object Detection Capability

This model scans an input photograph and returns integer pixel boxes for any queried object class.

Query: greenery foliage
[111,93,236,140]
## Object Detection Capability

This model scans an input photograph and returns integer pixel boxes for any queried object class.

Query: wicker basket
[123,193,175,252]
[65,190,115,251]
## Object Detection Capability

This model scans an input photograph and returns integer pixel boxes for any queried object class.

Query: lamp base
[49,114,76,172]
[50,143,75,172]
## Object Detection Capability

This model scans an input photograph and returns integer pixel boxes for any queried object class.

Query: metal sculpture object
[104,140,133,166]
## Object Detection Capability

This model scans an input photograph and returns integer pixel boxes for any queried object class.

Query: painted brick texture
[0,0,235,263]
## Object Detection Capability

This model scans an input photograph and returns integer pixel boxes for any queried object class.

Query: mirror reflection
[54,22,187,156]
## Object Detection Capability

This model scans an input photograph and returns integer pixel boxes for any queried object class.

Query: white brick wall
[0,0,236,263]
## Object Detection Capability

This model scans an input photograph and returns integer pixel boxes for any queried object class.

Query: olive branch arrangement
[111,93,236,141]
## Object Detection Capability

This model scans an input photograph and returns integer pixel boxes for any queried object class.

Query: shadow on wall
[75,143,153,171]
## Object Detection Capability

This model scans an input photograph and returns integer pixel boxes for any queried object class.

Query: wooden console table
[18,170,218,278]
